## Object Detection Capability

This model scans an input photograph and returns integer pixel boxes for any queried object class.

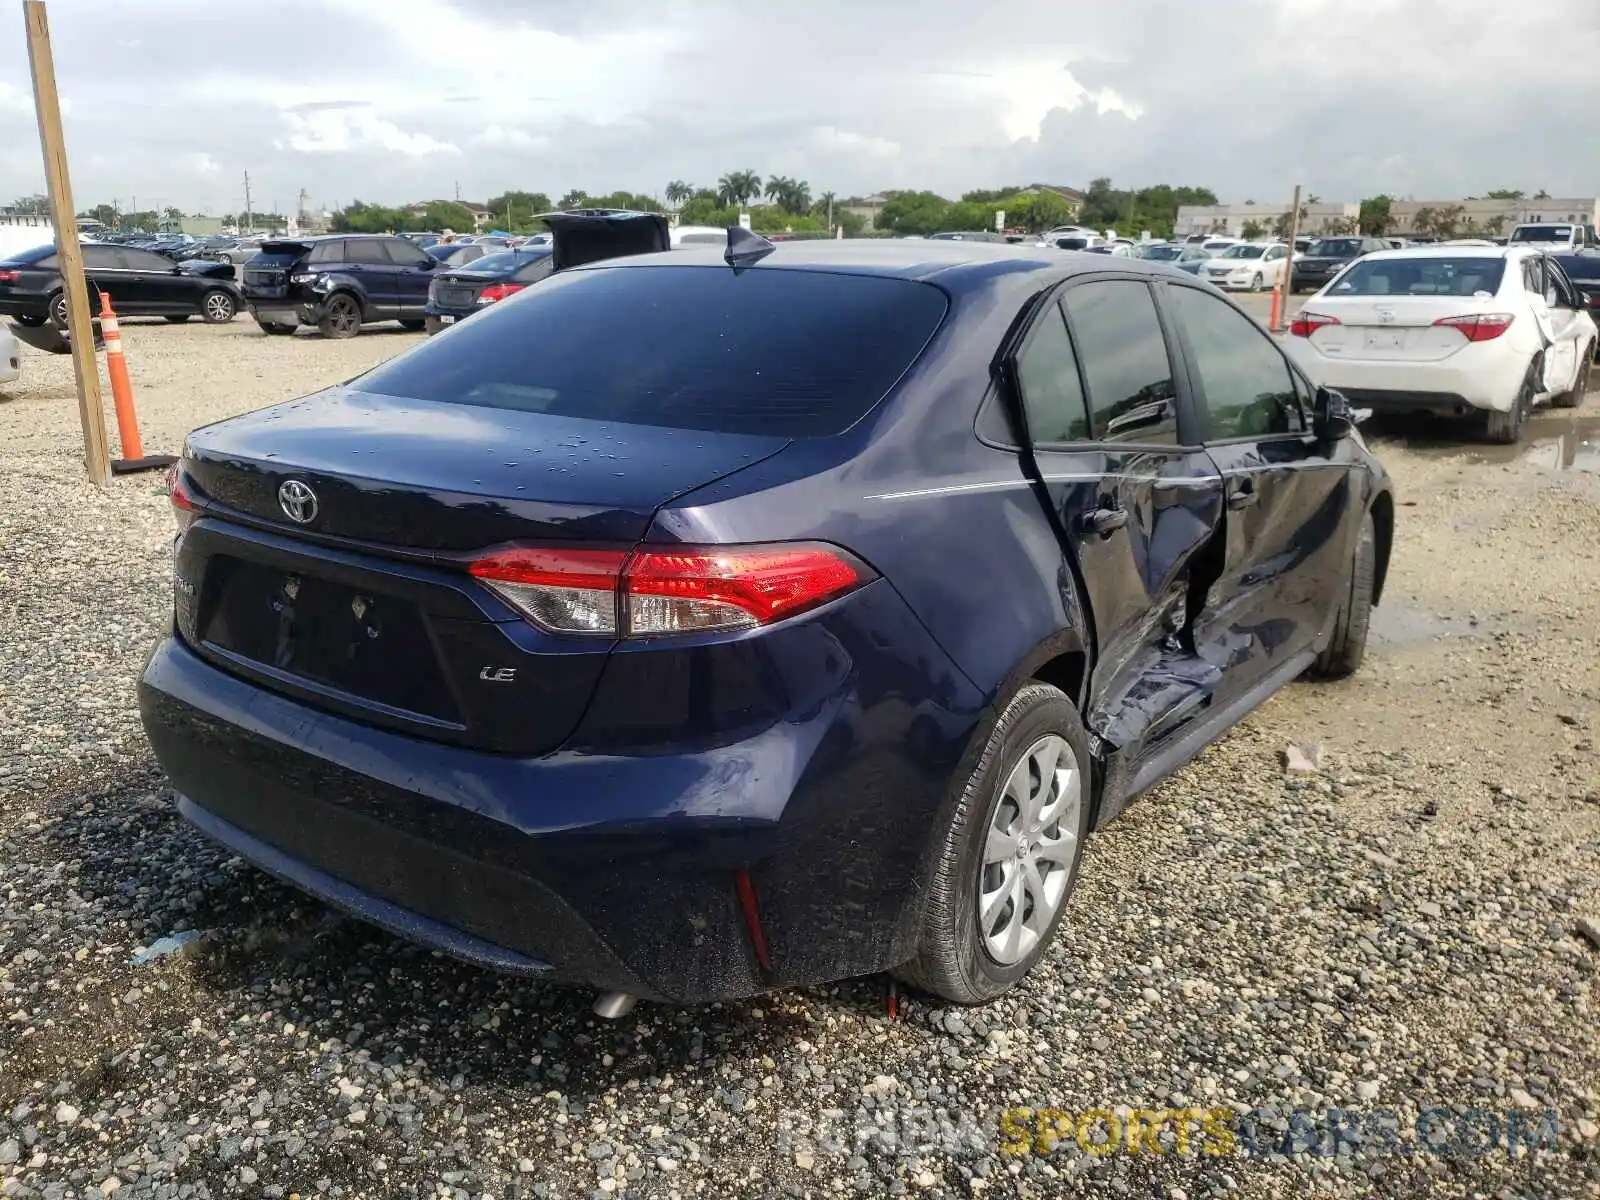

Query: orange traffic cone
[98,292,175,474]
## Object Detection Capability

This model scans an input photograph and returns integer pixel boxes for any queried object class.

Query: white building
[1175,202,1359,238]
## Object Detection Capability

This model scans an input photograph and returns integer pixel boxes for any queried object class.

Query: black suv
[241,234,439,338]
[1290,236,1391,293]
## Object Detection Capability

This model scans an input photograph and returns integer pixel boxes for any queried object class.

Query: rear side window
[1332,257,1506,297]
[345,240,390,264]
[358,266,948,437]
[1014,301,1090,443]
[1062,280,1177,444]
[308,241,343,264]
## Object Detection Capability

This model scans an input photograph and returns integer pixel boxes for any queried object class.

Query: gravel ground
[1,317,1598,1200]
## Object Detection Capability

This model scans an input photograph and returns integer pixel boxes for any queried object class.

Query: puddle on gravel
[1397,415,1600,471]
[1369,605,1538,646]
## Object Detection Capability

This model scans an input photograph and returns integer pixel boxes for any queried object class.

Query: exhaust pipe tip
[592,991,638,1020]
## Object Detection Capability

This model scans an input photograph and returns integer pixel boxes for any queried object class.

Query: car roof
[568,238,1188,291]
[1353,245,1534,262]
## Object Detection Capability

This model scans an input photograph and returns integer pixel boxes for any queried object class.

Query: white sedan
[1284,245,1596,442]
[1198,242,1289,292]
[0,321,18,387]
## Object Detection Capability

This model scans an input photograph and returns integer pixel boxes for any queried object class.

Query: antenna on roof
[725,226,775,268]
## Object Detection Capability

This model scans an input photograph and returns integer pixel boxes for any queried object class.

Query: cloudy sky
[1,0,1596,217]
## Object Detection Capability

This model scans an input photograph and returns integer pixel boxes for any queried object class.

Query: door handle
[1081,506,1129,536]
[1227,485,1259,510]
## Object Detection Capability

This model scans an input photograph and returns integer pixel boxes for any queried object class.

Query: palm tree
[788,179,812,214]
[718,170,761,208]
[665,180,692,206]
[1413,206,1437,238]
[764,175,791,206]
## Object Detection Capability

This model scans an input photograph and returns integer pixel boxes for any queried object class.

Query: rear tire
[257,321,296,336]
[48,291,68,330]
[1552,348,1591,408]
[318,293,362,339]
[14,314,46,328]
[1310,511,1375,680]
[200,289,236,324]
[1483,362,1535,443]
[399,319,426,332]
[894,683,1091,1005]
[164,314,190,324]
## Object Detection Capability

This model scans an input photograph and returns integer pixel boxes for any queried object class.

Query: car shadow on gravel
[38,759,893,1105]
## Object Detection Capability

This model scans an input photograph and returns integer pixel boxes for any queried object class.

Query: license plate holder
[439,315,455,325]
[1363,331,1404,351]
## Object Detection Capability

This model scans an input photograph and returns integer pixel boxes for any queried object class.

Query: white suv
[1285,245,1596,442]
[1508,223,1596,252]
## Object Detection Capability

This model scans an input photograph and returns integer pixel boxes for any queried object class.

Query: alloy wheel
[976,733,1081,965]
[329,298,358,335]
[204,292,234,322]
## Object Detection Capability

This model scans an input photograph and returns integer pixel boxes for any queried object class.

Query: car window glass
[358,266,949,438]
[307,241,342,264]
[1014,300,1091,444]
[1522,259,1543,294]
[1168,286,1302,439]
[345,240,390,264]
[383,239,432,268]
[511,256,556,284]
[1548,260,1578,307]
[120,248,176,272]
[1061,280,1177,444]
[82,245,121,269]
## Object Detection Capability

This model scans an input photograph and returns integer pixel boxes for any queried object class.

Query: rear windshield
[1308,238,1363,257]
[458,250,549,274]
[1137,246,1183,260]
[2,244,59,265]
[358,265,949,437]
[1328,257,1506,297]
[1509,226,1572,243]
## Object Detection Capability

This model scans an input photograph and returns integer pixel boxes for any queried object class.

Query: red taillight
[0,269,18,284]
[469,547,629,634]
[468,542,870,637]
[1433,312,1514,342]
[477,282,526,304]
[1290,312,1340,338]
[167,464,200,532]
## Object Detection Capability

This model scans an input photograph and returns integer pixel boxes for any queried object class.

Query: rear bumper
[1285,344,1529,413]
[138,584,986,1001]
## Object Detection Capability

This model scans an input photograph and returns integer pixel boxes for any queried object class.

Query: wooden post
[24,0,110,487]
[1274,183,1303,334]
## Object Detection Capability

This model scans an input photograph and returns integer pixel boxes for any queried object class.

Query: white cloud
[810,127,900,159]
[185,152,221,177]
[471,125,552,150]
[275,106,459,157]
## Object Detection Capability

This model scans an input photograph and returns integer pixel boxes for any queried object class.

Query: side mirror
[1313,386,1355,442]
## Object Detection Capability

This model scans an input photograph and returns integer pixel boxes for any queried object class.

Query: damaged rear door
[1010,275,1225,816]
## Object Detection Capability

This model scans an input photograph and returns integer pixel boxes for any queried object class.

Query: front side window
[1062,280,1177,444]
[1013,301,1090,444]
[1167,286,1302,440]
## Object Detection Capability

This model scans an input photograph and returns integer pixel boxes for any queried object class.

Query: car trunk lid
[243,241,311,298]
[1300,295,1505,362]
[178,386,790,753]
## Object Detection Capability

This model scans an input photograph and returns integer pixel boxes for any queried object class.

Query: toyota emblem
[277,479,318,524]
[1376,308,1395,324]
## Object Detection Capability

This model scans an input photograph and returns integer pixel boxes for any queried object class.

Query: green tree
[1357,194,1393,235]
[1533,188,1551,199]
[1412,206,1437,238]
[80,203,119,227]
[874,190,950,235]
[557,188,588,209]
[665,180,693,206]
[1485,189,1524,200]
[486,191,552,229]
[1240,218,1266,240]
[1486,213,1508,235]
[678,195,739,226]
[1322,216,1358,235]
[1432,204,1464,239]
[332,201,404,233]
[7,194,49,214]
[717,170,761,207]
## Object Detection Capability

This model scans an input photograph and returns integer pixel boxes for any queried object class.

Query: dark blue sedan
[424,248,555,333]
[141,237,1393,1009]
